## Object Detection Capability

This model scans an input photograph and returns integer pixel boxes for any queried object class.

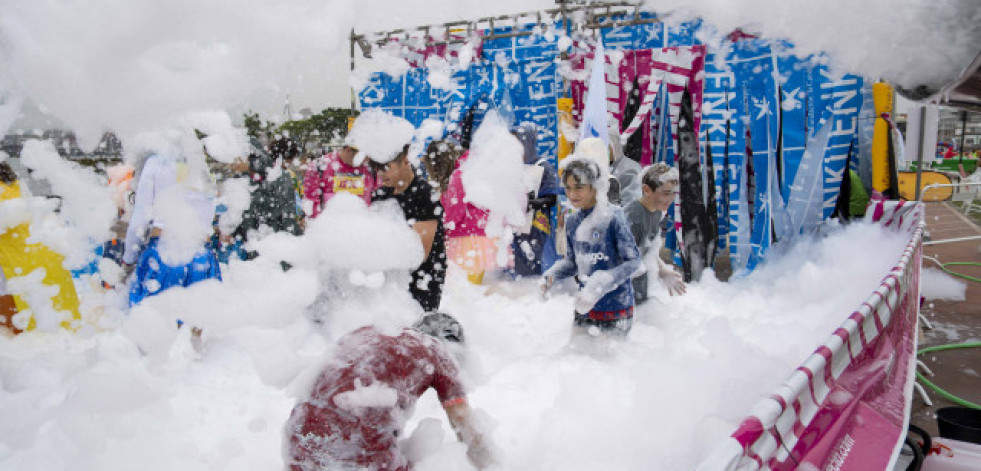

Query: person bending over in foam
[284,312,493,470]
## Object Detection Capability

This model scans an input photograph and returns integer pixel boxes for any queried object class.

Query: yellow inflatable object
[0,182,81,331]
[871,82,894,193]
[557,97,574,164]
[897,171,953,202]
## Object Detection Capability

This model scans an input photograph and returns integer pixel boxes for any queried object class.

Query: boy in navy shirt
[542,156,642,337]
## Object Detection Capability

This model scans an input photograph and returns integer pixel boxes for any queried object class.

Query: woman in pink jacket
[422,141,498,285]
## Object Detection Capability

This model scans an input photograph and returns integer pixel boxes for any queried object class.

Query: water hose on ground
[923,255,981,284]
[935,262,981,283]
[915,342,981,410]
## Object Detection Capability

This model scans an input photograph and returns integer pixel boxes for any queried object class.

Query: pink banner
[700,200,924,471]
[569,46,706,166]
[397,33,483,69]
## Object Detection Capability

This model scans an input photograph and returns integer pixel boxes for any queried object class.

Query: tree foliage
[243,111,278,143]
[244,108,357,155]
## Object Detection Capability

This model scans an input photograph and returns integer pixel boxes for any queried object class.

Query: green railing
[907,158,978,174]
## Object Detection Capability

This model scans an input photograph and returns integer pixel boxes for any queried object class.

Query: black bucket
[936,407,981,445]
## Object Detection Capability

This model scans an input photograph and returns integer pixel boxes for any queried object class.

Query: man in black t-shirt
[371,146,447,311]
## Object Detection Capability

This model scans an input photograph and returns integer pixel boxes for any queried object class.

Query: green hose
[937,262,981,283]
[916,342,981,410]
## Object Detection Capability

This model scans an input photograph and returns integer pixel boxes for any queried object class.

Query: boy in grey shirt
[624,163,686,303]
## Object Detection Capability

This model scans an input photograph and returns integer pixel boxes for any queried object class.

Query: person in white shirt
[125,151,221,306]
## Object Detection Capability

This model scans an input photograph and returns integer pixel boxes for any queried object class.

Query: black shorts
[410,268,445,312]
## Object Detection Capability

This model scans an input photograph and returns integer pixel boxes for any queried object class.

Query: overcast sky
[2,0,977,142]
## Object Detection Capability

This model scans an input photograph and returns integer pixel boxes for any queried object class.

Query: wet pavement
[910,201,981,438]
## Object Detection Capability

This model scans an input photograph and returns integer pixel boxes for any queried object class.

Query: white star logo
[476,68,491,85]
[753,97,772,120]
[782,87,802,111]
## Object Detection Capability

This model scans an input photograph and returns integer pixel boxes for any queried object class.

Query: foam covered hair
[559,155,610,207]
[575,137,610,172]
[560,157,599,186]
[642,162,679,190]
[413,312,465,343]
[511,123,539,164]
[658,166,679,184]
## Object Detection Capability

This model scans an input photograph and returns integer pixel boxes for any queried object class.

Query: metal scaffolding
[348,1,659,111]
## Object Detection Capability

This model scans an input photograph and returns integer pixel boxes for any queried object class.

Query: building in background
[938,108,981,153]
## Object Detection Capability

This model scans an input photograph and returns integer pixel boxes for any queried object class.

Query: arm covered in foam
[445,401,495,469]
[543,220,578,281]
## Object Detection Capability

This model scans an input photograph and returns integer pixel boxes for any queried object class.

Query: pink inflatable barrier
[699,200,925,471]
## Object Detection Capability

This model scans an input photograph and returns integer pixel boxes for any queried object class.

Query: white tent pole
[913,105,926,201]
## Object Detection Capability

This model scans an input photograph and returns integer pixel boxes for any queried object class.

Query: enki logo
[580,252,609,264]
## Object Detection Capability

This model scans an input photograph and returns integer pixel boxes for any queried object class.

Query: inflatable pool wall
[699,200,924,471]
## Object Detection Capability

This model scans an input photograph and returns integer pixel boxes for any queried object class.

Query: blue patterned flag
[579,38,609,146]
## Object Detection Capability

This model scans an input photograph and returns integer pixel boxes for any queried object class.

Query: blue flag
[579,38,609,146]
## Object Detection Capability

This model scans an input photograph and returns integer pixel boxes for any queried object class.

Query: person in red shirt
[944,144,957,160]
[284,313,493,471]
[303,145,377,218]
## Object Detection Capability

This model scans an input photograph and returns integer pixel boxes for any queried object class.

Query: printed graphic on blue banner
[776,46,808,201]
[699,39,864,275]
[724,63,751,273]
[726,40,779,272]
[597,14,701,50]
[601,16,665,50]
[700,51,734,250]
[814,69,862,218]
[856,84,876,180]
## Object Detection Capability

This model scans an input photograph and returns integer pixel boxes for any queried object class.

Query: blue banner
[725,40,777,272]
[777,48,808,201]
[813,70,863,219]
[701,52,734,249]
[598,14,701,50]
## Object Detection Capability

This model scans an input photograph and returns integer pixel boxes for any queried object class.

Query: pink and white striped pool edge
[698,200,925,471]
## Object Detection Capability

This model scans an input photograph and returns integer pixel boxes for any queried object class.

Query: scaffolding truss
[348,1,661,109]
[350,1,658,56]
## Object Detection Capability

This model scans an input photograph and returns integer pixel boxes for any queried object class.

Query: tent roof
[939,51,981,111]
[900,51,981,112]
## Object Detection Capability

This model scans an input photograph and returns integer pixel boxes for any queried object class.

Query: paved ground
[909,201,981,438]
